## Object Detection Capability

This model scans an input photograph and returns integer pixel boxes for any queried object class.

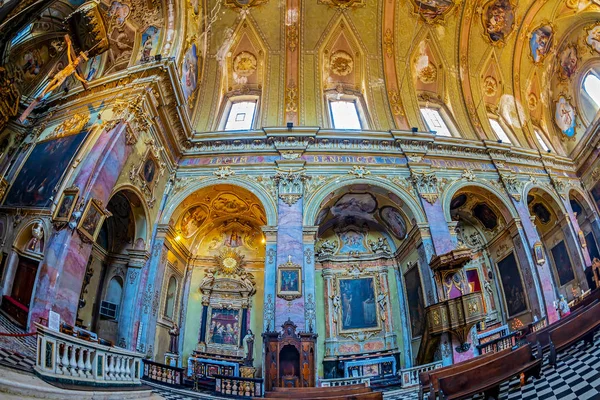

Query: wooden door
[10,257,39,309]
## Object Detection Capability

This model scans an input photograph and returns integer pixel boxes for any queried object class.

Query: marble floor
[1,309,600,400]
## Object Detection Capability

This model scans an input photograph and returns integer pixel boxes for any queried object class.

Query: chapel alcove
[0,221,45,328]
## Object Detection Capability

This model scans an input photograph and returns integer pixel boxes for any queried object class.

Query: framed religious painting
[52,186,80,224]
[77,198,110,243]
[206,307,241,347]
[277,262,302,301]
[337,277,380,333]
[138,148,160,193]
[533,241,545,265]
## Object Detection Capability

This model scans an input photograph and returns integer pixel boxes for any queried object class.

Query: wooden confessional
[262,319,317,391]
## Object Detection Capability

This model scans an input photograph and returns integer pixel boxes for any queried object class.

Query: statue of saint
[243,329,255,366]
[168,324,180,354]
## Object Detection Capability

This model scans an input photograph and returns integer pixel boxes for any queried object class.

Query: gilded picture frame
[137,148,161,193]
[76,198,110,243]
[277,264,302,301]
[52,186,80,224]
[533,241,545,265]
[0,177,8,204]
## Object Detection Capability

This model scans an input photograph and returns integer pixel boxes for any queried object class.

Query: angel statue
[19,35,90,122]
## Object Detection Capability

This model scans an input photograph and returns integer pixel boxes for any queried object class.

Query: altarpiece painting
[338,277,379,331]
[497,252,527,317]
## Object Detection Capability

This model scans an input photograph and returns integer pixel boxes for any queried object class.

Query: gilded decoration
[224,0,268,9]
[233,51,257,77]
[409,0,458,24]
[273,168,309,206]
[48,112,90,140]
[483,76,499,97]
[318,0,366,9]
[128,139,166,208]
[329,50,354,77]
[480,0,516,47]
[348,165,371,178]
[277,256,302,301]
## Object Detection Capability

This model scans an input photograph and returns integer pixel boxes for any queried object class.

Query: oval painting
[482,0,516,45]
[530,25,553,64]
[554,96,576,137]
[380,206,407,240]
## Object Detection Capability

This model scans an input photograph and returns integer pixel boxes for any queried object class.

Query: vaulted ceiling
[3,0,600,159]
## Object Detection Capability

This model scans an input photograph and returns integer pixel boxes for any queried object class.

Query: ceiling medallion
[330,50,354,76]
[318,0,366,9]
[409,0,459,24]
[223,0,268,10]
[482,76,498,97]
[233,51,257,77]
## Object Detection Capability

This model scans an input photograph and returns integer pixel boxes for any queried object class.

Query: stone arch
[303,176,427,227]
[162,177,277,226]
[568,187,597,220]
[523,183,568,217]
[441,180,518,223]
[109,184,151,249]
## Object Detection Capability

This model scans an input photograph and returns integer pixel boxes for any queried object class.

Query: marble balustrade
[34,323,143,385]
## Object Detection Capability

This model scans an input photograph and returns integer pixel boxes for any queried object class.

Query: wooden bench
[570,287,600,313]
[437,343,542,400]
[419,349,510,400]
[549,301,600,366]
[261,393,382,400]
[267,384,371,398]
[526,299,598,352]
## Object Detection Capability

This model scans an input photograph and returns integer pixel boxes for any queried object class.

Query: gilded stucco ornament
[348,165,371,178]
[318,0,366,9]
[214,166,236,179]
[482,76,499,97]
[224,0,268,10]
[410,171,441,204]
[273,168,309,206]
[409,0,459,24]
[48,112,90,139]
[329,50,354,77]
[233,51,257,77]
[499,172,523,202]
[480,0,516,47]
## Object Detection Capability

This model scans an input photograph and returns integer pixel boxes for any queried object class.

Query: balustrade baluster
[56,343,64,375]
[84,350,92,378]
[61,343,69,375]
[107,355,115,380]
[69,346,78,377]
[124,357,131,381]
[77,348,85,378]
[116,356,123,380]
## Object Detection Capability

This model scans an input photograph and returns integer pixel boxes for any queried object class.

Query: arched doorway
[76,189,147,344]
[0,220,46,328]
[312,183,417,379]
[528,187,588,300]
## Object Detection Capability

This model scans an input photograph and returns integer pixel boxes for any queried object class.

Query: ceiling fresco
[4,0,600,157]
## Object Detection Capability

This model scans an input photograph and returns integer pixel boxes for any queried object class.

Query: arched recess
[310,182,425,376]
[162,177,278,227]
[526,185,588,300]
[166,184,267,373]
[304,176,426,227]
[75,188,148,344]
[441,180,518,224]
[444,186,536,329]
[0,218,49,329]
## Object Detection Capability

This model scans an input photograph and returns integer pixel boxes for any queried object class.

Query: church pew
[261,392,382,400]
[549,301,600,366]
[420,349,510,400]
[268,383,371,398]
[570,288,600,313]
[526,299,598,352]
[436,343,542,400]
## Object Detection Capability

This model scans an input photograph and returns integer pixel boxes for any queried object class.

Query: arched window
[219,96,259,131]
[583,73,600,110]
[419,106,456,137]
[534,129,552,153]
[100,277,123,319]
[164,276,177,319]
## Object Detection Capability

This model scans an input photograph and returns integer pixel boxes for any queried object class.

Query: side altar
[188,248,258,382]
